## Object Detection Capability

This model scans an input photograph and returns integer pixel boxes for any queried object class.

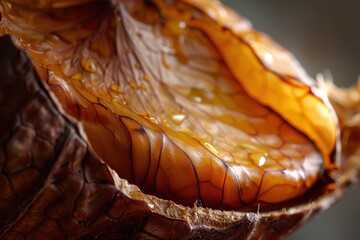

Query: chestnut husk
[1,0,360,238]
[0,32,359,240]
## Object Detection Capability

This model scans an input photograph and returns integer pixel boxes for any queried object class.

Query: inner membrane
[1,0,323,209]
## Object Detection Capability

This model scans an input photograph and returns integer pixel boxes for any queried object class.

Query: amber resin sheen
[0,0,340,211]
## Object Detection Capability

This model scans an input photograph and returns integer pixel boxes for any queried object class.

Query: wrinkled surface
[0,1,359,240]
[0,0,339,210]
[0,36,253,240]
[0,37,354,240]
[0,36,323,240]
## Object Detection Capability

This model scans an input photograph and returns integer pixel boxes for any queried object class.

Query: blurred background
[222,0,360,239]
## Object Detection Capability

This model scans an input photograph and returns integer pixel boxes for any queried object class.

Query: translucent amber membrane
[179,0,338,169]
[0,0,338,209]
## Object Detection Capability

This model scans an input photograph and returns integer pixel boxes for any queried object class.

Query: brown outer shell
[0,36,359,240]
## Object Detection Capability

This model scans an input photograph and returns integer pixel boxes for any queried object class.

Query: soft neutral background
[222,0,360,239]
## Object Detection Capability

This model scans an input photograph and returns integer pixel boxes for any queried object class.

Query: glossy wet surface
[0,0,339,209]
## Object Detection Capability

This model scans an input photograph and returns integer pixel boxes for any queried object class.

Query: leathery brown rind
[1,36,360,240]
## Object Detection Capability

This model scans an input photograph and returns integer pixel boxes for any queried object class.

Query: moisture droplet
[170,113,186,125]
[129,81,138,89]
[110,84,122,93]
[167,21,187,35]
[149,117,158,124]
[71,73,82,81]
[80,58,96,73]
[143,74,151,82]
[187,88,214,104]
[120,98,127,105]
[161,114,169,126]
[140,114,158,124]
[250,153,267,167]
[204,142,221,158]
[259,157,266,167]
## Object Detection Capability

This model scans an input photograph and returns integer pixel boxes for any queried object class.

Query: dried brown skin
[0,0,360,239]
